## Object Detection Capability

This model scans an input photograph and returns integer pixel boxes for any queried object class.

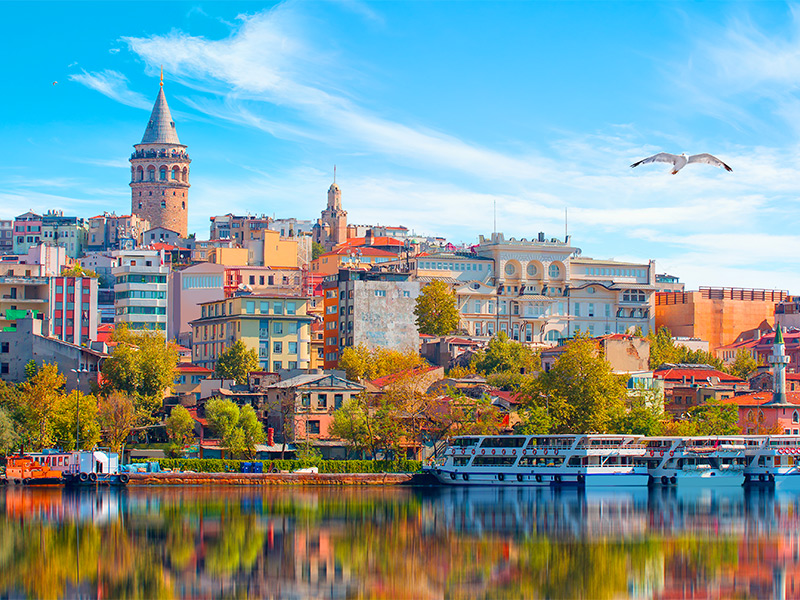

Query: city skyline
[2,1,800,291]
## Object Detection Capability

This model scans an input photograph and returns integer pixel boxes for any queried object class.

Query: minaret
[129,70,190,237]
[768,324,791,405]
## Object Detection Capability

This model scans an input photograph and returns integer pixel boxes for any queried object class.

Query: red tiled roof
[149,242,181,251]
[176,364,213,374]
[653,367,743,383]
[490,389,521,404]
[321,247,397,258]
[719,392,800,406]
[337,236,404,249]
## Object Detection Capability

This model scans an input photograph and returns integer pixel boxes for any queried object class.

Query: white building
[111,249,168,333]
[399,232,656,344]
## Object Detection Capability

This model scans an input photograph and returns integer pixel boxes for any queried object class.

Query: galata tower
[129,73,190,237]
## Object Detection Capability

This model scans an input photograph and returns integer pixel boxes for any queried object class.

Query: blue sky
[2,1,800,291]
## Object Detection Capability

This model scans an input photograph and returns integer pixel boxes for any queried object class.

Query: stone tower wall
[130,150,190,237]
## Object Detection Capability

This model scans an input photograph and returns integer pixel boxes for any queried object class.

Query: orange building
[655,287,786,352]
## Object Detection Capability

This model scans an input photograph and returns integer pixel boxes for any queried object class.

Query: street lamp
[70,366,89,450]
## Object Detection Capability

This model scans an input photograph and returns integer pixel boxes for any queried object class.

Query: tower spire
[334,165,336,184]
[160,65,163,87]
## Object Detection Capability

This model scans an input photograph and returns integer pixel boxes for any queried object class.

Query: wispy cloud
[69,69,150,109]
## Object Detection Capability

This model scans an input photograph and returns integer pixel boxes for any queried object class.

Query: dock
[128,472,418,486]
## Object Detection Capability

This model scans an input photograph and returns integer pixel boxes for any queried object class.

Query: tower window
[138,202,143,209]
[160,167,167,181]
[161,201,166,208]
[149,192,152,196]
[182,201,185,209]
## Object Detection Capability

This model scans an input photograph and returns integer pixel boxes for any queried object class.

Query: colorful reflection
[1,485,800,598]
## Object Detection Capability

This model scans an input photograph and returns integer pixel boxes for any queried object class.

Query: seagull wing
[687,153,732,172]
[630,153,681,169]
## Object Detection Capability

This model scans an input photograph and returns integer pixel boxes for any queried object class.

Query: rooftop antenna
[160,65,164,87]
[333,165,336,184]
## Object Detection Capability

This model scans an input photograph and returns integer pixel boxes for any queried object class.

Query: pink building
[50,276,99,345]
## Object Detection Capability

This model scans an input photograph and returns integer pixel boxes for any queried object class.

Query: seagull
[630,152,732,175]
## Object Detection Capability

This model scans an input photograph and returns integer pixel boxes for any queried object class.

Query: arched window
[161,200,166,208]
[549,264,560,278]
[527,263,538,277]
[182,168,188,182]
[147,166,156,181]
[172,166,180,180]
[137,166,144,181]
[504,262,515,276]
[160,167,167,181]
[182,201,186,209]
[793,411,798,424]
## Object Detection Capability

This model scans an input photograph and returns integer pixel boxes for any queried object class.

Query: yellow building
[310,246,397,276]
[191,293,313,372]
[207,246,249,266]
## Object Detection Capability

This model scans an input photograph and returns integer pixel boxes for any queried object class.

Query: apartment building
[191,293,313,372]
[50,275,98,345]
[111,249,168,332]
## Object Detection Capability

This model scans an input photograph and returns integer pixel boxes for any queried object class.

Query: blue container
[251,462,263,474]
[241,462,252,473]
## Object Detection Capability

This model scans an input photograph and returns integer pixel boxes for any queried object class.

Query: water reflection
[2,484,800,598]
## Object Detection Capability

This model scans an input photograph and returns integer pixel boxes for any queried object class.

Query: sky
[2,1,800,291]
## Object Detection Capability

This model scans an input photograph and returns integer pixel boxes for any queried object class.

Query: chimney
[366,229,373,245]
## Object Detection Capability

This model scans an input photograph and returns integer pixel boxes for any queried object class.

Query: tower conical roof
[775,324,784,345]
[140,87,181,145]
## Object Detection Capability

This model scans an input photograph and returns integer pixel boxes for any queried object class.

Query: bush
[130,458,422,474]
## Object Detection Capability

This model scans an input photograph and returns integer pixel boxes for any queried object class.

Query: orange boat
[4,454,63,485]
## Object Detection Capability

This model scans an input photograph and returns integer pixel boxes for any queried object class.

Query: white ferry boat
[742,436,800,488]
[640,437,746,487]
[429,434,649,487]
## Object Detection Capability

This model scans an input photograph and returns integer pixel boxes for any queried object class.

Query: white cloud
[69,69,150,109]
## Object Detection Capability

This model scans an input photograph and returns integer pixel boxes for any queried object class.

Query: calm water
[0,484,797,599]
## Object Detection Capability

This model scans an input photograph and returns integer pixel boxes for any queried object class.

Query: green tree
[727,348,757,381]
[611,390,666,436]
[205,398,264,459]
[647,325,725,370]
[311,241,326,260]
[472,331,540,376]
[518,333,627,433]
[689,401,741,435]
[0,406,19,455]
[101,325,179,422]
[24,360,39,380]
[214,340,259,385]
[165,405,195,447]
[61,264,99,278]
[413,280,460,336]
[98,391,137,454]
[329,397,371,457]
[516,406,553,435]
[17,363,65,449]
[238,404,265,459]
[51,391,101,451]
[338,344,427,381]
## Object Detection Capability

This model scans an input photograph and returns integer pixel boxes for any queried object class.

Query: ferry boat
[62,450,130,487]
[640,437,746,487]
[742,436,800,488]
[429,434,649,487]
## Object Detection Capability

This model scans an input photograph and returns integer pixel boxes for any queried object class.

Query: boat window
[518,456,564,467]
[480,437,526,448]
[472,456,517,466]
[452,437,479,447]
[568,457,581,467]
[453,457,470,466]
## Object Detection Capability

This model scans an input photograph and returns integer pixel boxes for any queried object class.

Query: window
[288,322,298,334]
[794,411,799,424]
[308,420,321,435]
[288,342,298,354]
[318,394,328,409]
[274,302,284,315]
[246,301,255,314]
[0,363,7,375]
[273,361,282,371]
[573,302,580,317]
[334,394,344,409]
[273,322,283,334]
[286,301,296,315]
[374,290,386,297]
[0,342,7,353]
[549,264,560,278]
[527,263,538,277]
[260,301,269,313]
[474,301,481,314]
[403,291,410,297]
[504,262,515,275]
[249,276,255,285]
[588,303,594,317]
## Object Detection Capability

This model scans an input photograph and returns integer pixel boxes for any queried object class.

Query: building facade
[130,80,190,237]
[656,287,786,353]
[314,181,348,250]
[12,211,42,255]
[0,263,50,333]
[50,275,98,345]
[87,212,150,251]
[322,270,420,368]
[40,210,88,259]
[0,219,13,252]
[191,294,313,372]
[111,249,168,332]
